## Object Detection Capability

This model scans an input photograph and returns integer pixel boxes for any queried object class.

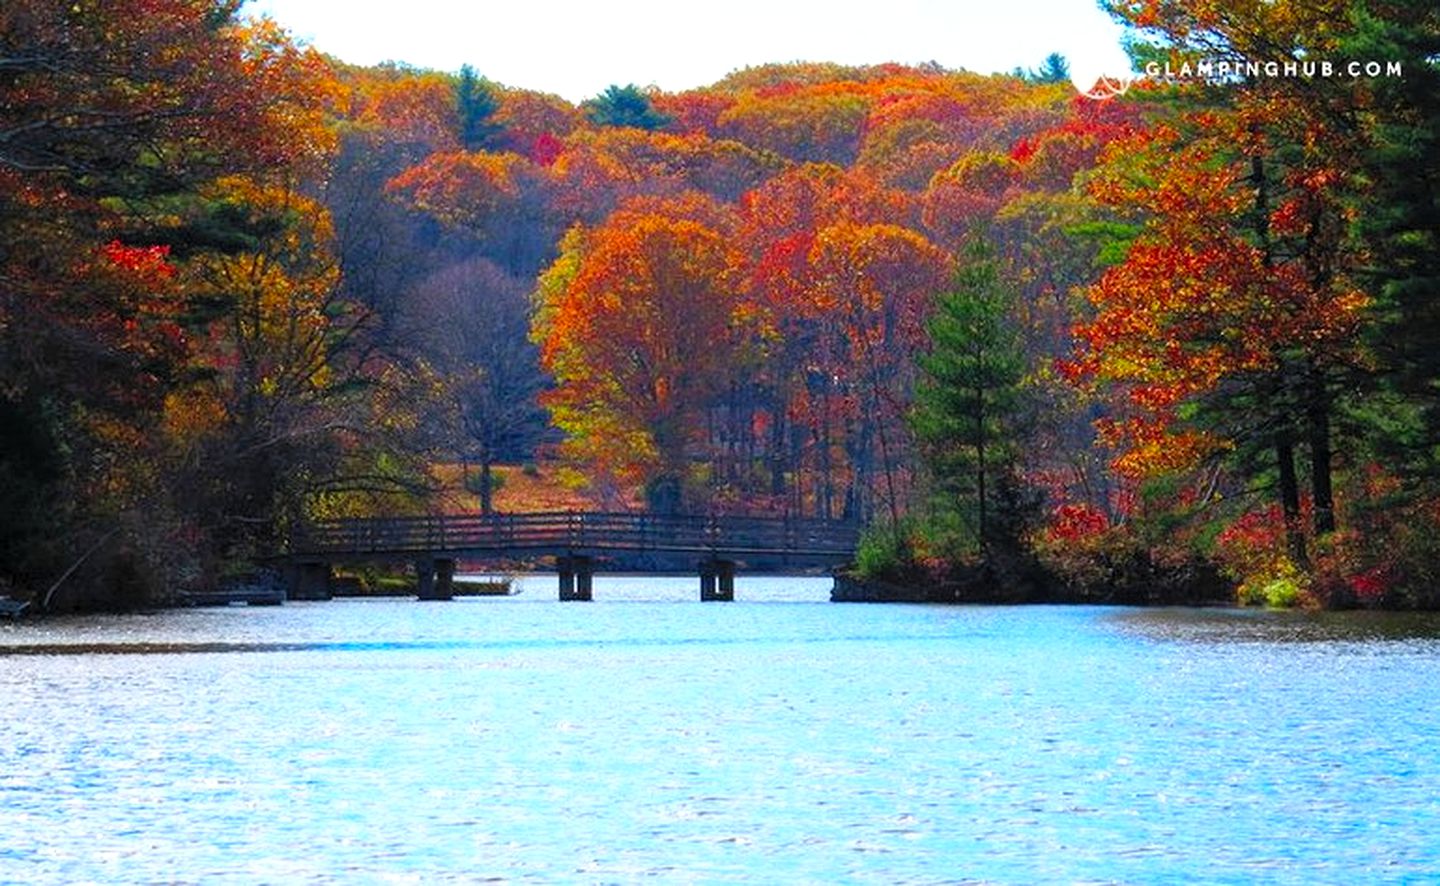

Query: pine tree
[1344,2,1440,498]
[911,236,1026,555]
[1028,53,1070,84]
[582,84,670,130]
[456,64,502,150]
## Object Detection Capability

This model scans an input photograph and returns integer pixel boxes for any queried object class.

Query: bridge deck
[291,511,860,565]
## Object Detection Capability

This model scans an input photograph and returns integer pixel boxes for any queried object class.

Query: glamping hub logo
[1068,48,1137,100]
[1067,41,1406,101]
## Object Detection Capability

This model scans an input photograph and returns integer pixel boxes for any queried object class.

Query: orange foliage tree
[533,194,751,509]
[719,82,873,165]
[740,164,922,517]
[0,0,344,596]
[1066,112,1369,566]
[807,221,952,525]
[347,65,462,159]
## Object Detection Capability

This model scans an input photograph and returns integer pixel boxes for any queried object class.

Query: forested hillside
[2,0,1437,609]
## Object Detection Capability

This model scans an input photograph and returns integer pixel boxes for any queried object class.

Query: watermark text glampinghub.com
[1145,59,1405,81]
[1078,58,1405,99]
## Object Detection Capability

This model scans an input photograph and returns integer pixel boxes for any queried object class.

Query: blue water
[2,577,1438,883]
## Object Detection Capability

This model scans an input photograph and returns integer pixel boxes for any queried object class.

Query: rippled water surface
[3,578,1439,883]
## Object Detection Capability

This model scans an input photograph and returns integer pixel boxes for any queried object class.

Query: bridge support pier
[436,558,455,598]
[415,557,455,601]
[287,561,333,601]
[700,558,735,601]
[558,555,594,601]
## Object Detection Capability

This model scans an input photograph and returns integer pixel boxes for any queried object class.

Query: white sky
[242,0,1135,102]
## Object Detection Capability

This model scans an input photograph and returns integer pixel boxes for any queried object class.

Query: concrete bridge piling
[699,558,736,601]
[557,555,594,601]
[415,558,457,601]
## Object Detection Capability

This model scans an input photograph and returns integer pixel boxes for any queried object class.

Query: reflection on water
[1116,606,1440,645]
[2,582,1438,883]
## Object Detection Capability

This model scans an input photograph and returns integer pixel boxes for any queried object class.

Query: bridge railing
[291,511,859,559]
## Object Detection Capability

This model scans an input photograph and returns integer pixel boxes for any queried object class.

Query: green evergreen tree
[1342,3,1440,498]
[1028,53,1070,84]
[456,64,502,150]
[911,236,1026,556]
[582,84,670,130]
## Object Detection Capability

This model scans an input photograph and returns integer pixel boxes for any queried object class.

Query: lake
[2,576,1438,883]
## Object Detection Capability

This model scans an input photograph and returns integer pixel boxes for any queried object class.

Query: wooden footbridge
[286,511,860,601]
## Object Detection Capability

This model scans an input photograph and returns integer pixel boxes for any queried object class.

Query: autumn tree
[491,87,582,162]
[533,194,748,510]
[806,220,951,525]
[322,114,441,333]
[406,259,549,513]
[653,89,737,135]
[922,92,1147,560]
[719,83,872,165]
[1070,115,1369,570]
[922,151,1021,246]
[348,63,462,159]
[170,175,416,562]
[547,129,781,222]
[857,92,987,191]
[740,164,921,517]
[1097,0,1434,604]
[387,149,556,276]
[0,0,336,600]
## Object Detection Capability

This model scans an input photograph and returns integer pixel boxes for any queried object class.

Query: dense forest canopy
[2,0,1437,609]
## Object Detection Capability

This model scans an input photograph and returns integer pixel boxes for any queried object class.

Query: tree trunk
[868,383,901,538]
[1307,368,1336,537]
[1254,152,1307,569]
[976,384,987,553]
[479,457,493,516]
[819,397,834,521]
[789,420,805,517]
[1276,432,1308,569]
[846,413,867,523]
[770,402,787,497]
